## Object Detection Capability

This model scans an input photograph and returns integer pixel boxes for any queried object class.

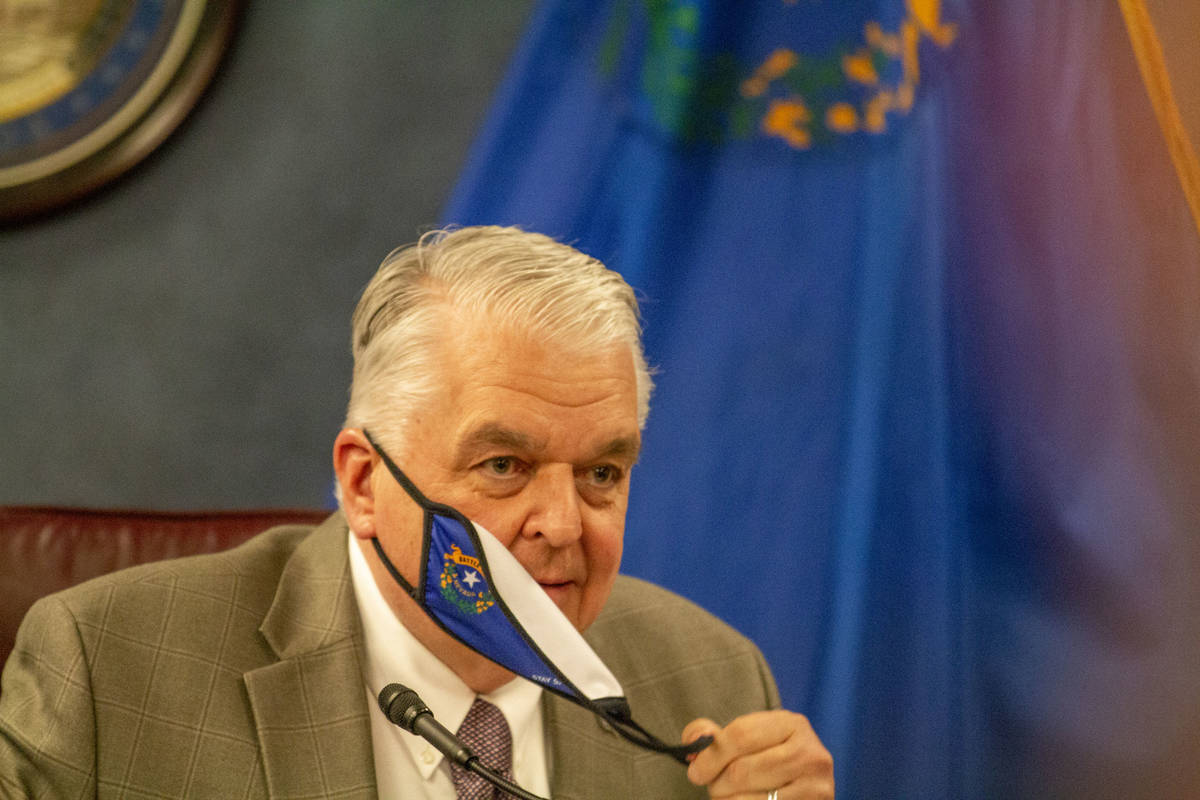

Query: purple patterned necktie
[450,698,514,800]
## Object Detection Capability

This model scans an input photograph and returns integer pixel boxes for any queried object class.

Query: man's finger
[683,711,833,798]
[682,718,721,746]
[684,712,791,785]
[704,730,821,798]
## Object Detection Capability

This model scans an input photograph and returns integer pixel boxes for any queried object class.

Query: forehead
[430,312,640,460]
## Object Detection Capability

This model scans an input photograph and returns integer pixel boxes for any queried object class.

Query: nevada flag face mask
[363,431,710,764]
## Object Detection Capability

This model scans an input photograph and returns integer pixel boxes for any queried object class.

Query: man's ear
[333,428,378,540]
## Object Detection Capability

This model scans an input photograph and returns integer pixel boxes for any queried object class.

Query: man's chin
[469,660,520,694]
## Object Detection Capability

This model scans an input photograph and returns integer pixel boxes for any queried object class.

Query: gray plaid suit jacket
[0,513,779,798]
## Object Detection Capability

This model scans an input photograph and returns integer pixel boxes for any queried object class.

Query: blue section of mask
[423,513,572,696]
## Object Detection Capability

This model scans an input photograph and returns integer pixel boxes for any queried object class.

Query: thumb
[681,717,720,757]
[682,717,722,784]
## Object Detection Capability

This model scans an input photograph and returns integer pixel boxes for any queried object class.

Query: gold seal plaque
[0,0,242,221]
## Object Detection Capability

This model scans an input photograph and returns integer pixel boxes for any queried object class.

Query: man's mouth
[537,580,573,605]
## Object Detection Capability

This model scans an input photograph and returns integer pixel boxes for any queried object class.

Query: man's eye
[588,465,618,485]
[485,457,517,476]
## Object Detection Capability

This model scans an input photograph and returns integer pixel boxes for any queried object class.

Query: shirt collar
[347,531,543,780]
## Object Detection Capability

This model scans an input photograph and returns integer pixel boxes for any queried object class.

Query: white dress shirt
[348,533,552,798]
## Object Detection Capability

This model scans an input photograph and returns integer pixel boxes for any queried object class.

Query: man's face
[369,309,641,634]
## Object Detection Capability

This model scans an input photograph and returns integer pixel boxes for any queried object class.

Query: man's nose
[521,464,583,545]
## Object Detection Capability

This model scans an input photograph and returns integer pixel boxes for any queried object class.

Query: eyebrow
[591,435,642,464]
[453,424,543,470]
[452,423,641,469]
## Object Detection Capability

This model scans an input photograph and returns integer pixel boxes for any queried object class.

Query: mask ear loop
[361,430,713,764]
[364,430,435,603]
[589,698,713,763]
[370,536,418,600]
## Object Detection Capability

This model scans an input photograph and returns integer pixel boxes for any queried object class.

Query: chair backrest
[0,505,329,671]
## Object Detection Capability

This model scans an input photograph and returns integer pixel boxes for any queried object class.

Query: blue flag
[443,1,1200,796]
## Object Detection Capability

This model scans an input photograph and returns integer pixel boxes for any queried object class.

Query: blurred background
[1,1,536,508]
[2,1,1199,797]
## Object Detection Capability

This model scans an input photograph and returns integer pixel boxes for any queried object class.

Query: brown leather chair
[0,505,329,674]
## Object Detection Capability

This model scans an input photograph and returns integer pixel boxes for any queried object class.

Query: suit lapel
[244,514,376,799]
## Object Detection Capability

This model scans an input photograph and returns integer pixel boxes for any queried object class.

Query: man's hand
[682,711,834,799]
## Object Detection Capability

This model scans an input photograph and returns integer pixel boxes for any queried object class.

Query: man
[0,226,832,798]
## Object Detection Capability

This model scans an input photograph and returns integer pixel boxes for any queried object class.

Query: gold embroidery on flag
[598,1,958,149]
[747,1,957,150]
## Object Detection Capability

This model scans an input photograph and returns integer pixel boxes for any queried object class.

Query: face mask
[363,431,710,764]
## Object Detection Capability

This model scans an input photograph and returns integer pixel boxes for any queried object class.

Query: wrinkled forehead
[421,314,640,444]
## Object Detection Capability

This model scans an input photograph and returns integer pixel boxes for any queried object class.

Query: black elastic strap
[370,536,419,601]
[597,702,713,764]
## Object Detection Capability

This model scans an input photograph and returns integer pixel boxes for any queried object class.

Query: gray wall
[0,2,535,509]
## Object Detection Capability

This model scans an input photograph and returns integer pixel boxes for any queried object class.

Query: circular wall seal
[0,0,242,221]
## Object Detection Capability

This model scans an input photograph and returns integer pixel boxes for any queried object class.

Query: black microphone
[377,683,472,766]
[377,683,548,800]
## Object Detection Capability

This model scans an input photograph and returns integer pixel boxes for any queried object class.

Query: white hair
[343,225,653,454]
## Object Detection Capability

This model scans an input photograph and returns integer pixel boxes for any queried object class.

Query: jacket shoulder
[588,575,780,721]
[45,521,317,616]
[0,519,338,799]
[593,575,764,654]
[15,519,334,686]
